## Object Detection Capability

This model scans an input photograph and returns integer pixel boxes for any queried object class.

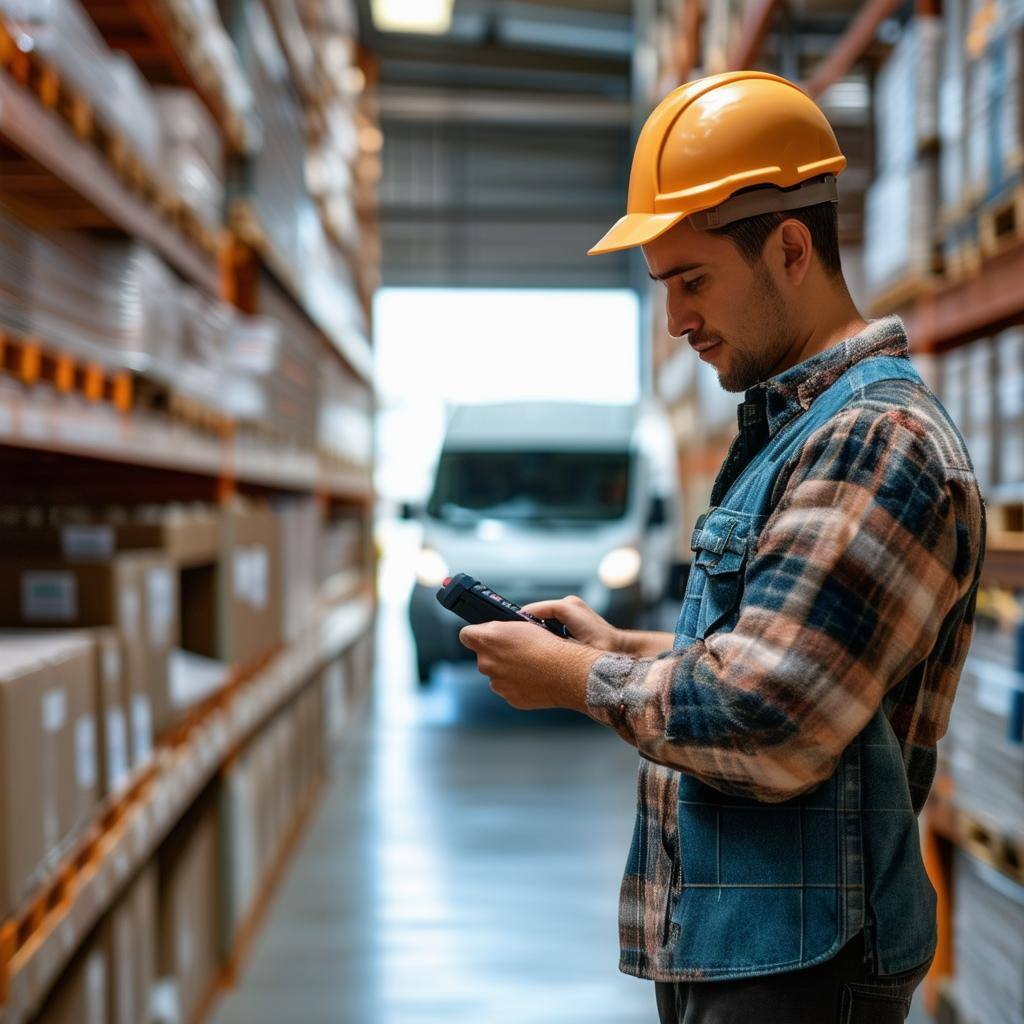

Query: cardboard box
[93,629,131,797]
[0,510,220,568]
[0,552,179,750]
[105,862,158,1024]
[158,791,222,1024]
[32,938,107,1024]
[181,505,281,669]
[0,633,98,920]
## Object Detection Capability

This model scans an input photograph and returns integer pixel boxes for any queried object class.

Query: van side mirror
[647,496,667,527]
[399,501,421,520]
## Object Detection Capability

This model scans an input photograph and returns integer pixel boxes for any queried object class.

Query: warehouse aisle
[211,522,654,1024]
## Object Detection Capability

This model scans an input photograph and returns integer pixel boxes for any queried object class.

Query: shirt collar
[744,315,911,438]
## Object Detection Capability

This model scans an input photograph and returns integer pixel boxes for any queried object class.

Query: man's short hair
[706,181,843,278]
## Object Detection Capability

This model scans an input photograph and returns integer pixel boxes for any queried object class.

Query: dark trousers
[654,932,932,1024]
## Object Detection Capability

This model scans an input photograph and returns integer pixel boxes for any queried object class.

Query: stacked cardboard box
[939,339,995,494]
[222,682,324,953]
[29,930,108,1024]
[153,88,226,232]
[0,550,177,753]
[157,787,222,1024]
[864,17,943,297]
[273,496,320,641]
[953,849,1024,1024]
[102,864,158,1024]
[0,633,98,920]
[181,502,282,669]
[995,327,1024,486]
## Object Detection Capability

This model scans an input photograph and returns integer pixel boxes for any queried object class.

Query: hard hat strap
[687,175,838,231]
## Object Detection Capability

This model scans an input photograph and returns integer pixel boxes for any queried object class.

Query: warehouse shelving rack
[0,3,379,1021]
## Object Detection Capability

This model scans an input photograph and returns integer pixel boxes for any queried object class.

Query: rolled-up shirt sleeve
[585,407,968,803]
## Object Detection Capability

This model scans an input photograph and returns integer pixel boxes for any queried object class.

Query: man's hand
[458,620,605,713]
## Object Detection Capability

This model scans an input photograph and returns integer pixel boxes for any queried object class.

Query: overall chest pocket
[690,507,751,639]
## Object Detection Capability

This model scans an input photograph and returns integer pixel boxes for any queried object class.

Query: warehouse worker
[458,71,987,1023]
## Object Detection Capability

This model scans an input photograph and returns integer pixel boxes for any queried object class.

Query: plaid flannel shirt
[585,316,987,980]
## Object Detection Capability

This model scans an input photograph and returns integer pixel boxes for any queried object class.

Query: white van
[403,399,682,684]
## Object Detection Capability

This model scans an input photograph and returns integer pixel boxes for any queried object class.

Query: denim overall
[665,352,938,979]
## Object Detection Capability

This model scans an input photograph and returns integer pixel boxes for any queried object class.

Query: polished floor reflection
[212,521,656,1024]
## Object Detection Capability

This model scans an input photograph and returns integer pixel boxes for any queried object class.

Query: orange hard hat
[589,70,847,256]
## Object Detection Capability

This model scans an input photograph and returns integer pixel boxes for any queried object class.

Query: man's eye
[683,275,705,293]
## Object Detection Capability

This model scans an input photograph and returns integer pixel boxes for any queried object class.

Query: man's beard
[715,266,793,393]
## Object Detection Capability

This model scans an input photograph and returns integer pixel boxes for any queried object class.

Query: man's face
[642,218,794,394]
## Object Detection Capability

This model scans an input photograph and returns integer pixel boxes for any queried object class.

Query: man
[458,71,986,1022]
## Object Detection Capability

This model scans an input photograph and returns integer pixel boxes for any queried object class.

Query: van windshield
[427,450,631,525]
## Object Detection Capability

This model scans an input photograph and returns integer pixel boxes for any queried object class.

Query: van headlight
[415,547,450,587]
[598,546,641,589]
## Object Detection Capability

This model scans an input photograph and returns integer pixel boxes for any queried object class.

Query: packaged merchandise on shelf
[996,327,1024,486]
[319,358,373,468]
[0,0,161,170]
[273,496,320,641]
[180,502,282,670]
[321,656,349,747]
[0,550,179,754]
[863,157,939,296]
[103,863,158,1024]
[239,0,308,277]
[0,202,183,375]
[0,632,98,921]
[963,337,996,493]
[157,786,222,1024]
[953,849,1024,1024]
[947,649,1024,837]
[222,682,324,950]
[29,932,108,1024]
[965,17,1024,205]
[162,0,261,152]
[318,513,364,589]
[153,87,226,231]
[874,15,943,174]
[940,0,968,219]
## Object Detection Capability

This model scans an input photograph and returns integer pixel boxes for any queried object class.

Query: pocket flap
[689,507,748,557]
[694,547,745,575]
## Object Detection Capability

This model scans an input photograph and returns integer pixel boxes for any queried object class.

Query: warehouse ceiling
[357,0,635,288]
[358,0,886,290]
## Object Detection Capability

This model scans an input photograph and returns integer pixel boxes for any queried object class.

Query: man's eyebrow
[647,262,704,282]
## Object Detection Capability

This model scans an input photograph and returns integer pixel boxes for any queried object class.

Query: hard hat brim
[587,211,686,256]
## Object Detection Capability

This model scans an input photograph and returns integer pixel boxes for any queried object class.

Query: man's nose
[667,300,702,340]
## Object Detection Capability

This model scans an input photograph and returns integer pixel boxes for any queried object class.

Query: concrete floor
[212,521,931,1024]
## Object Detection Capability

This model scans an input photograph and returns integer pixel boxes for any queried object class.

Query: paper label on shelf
[75,714,98,791]
[41,688,67,733]
[119,583,141,637]
[103,641,122,686]
[106,707,129,792]
[234,545,269,610]
[177,916,195,974]
[22,570,77,621]
[85,949,107,1024]
[61,524,115,561]
[147,567,174,647]
[132,694,153,767]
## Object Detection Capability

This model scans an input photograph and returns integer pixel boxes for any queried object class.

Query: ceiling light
[371,0,454,35]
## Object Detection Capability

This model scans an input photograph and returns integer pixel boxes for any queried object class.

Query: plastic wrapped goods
[863,158,938,295]
[874,17,943,175]
[153,88,226,230]
[0,202,182,372]
[954,851,1024,1024]
[0,0,161,171]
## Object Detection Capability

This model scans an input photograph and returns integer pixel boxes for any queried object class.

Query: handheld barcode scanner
[436,573,573,639]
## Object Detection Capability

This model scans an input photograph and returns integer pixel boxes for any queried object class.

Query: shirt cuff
[584,650,644,738]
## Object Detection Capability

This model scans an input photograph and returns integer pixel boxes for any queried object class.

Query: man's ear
[777,219,813,284]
